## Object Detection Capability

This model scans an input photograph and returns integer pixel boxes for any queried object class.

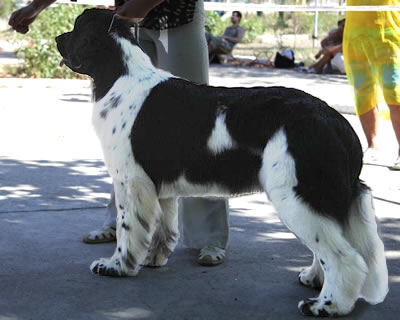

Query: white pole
[313,0,319,48]
[55,1,400,12]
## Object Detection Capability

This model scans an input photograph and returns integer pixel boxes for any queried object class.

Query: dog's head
[56,8,136,77]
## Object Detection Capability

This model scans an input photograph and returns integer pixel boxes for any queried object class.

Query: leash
[133,23,139,43]
[108,14,117,33]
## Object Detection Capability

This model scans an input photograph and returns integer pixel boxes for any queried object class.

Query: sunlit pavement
[0,66,399,320]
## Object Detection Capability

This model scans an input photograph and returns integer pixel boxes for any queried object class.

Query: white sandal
[390,156,400,171]
[363,148,382,165]
[83,226,116,244]
[198,246,225,266]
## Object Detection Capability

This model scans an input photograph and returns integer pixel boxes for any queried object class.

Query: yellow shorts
[343,32,400,115]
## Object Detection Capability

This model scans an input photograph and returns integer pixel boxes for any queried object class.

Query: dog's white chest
[92,72,170,182]
[92,81,139,181]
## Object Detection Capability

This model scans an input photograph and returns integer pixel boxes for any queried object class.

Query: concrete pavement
[0,66,399,320]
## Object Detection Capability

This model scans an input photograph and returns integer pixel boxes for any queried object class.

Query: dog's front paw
[298,298,338,317]
[299,268,323,289]
[90,257,128,277]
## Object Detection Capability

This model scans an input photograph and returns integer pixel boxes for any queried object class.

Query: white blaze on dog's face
[55,9,135,77]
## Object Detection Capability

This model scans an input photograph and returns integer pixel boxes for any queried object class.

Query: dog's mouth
[59,58,68,67]
[59,57,82,70]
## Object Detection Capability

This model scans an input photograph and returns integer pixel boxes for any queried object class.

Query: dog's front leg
[91,175,163,277]
[145,198,180,267]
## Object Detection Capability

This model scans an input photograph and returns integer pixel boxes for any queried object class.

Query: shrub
[15,4,88,78]
[0,0,18,19]
[273,11,343,38]
[240,14,267,43]
[205,11,229,36]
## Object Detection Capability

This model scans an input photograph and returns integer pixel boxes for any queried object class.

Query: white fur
[345,188,388,304]
[299,253,325,288]
[207,112,237,155]
[158,174,230,199]
[258,127,297,198]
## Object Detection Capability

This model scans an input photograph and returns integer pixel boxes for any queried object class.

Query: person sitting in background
[205,11,245,63]
[301,18,345,74]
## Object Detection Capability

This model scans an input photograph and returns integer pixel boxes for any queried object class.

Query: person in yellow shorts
[343,0,400,169]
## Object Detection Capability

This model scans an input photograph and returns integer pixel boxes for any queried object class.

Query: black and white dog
[56,9,388,316]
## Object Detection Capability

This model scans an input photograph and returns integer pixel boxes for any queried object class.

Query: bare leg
[310,52,333,74]
[388,104,400,155]
[359,107,380,150]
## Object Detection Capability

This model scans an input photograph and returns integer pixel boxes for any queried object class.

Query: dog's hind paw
[90,257,131,277]
[298,298,339,317]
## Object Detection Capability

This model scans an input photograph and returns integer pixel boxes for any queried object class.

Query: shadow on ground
[0,177,398,319]
[0,158,111,213]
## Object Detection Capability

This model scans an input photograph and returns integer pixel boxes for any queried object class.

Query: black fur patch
[100,109,108,119]
[140,239,151,248]
[131,78,363,225]
[108,94,121,109]
[135,211,150,233]
[121,222,130,230]
[124,251,137,269]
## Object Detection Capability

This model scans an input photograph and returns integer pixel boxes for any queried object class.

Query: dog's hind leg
[259,129,368,316]
[91,174,163,277]
[299,252,324,289]
[145,198,180,267]
[270,190,368,316]
[344,184,388,305]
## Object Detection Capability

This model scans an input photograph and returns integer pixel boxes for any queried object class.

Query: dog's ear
[108,16,135,36]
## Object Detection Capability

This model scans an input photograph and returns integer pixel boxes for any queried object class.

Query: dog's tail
[344,181,388,304]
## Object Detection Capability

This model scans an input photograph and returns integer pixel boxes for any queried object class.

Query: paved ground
[0,65,399,320]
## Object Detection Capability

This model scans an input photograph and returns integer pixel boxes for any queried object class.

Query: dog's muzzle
[55,34,82,70]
